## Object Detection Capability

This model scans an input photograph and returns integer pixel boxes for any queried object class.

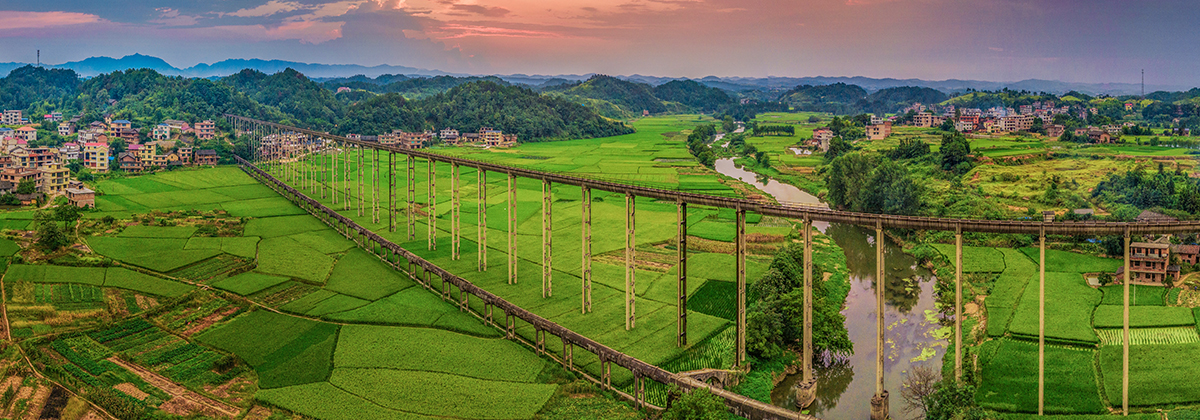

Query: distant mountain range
[0,54,1190,96]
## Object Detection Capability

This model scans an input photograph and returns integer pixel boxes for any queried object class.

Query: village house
[1,110,22,125]
[109,119,132,132]
[195,120,216,140]
[439,128,460,143]
[59,143,80,161]
[58,122,74,137]
[195,149,218,166]
[44,112,63,122]
[178,147,193,164]
[401,131,433,149]
[12,147,56,169]
[1170,244,1199,266]
[65,181,95,208]
[0,167,40,191]
[913,112,946,128]
[14,127,36,143]
[40,161,68,195]
[1046,124,1065,138]
[118,152,142,172]
[480,127,503,145]
[954,120,975,132]
[152,124,171,140]
[164,119,187,131]
[865,122,892,140]
[83,143,109,173]
[1121,242,1173,283]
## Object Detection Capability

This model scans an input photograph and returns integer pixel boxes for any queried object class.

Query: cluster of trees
[886,138,931,160]
[753,124,794,136]
[940,132,974,174]
[685,124,717,167]
[335,81,633,141]
[1092,165,1200,216]
[746,241,852,359]
[778,83,948,115]
[545,75,739,118]
[826,153,923,215]
[0,67,630,145]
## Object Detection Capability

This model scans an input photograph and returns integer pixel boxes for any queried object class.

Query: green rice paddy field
[57,138,761,417]
[972,239,1200,413]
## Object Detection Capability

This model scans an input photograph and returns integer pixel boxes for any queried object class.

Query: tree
[16,179,36,195]
[756,151,771,168]
[663,387,727,420]
[722,115,736,133]
[36,220,69,252]
[824,136,854,163]
[902,365,940,419]
[864,159,922,215]
[1029,117,1045,134]
[940,132,972,173]
[922,382,983,420]
[54,205,81,225]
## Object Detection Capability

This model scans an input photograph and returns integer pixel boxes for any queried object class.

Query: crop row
[105,327,170,353]
[1097,327,1200,346]
[89,318,154,343]
[153,296,228,331]
[170,255,254,282]
[51,339,117,376]
[34,283,105,308]
[255,282,318,307]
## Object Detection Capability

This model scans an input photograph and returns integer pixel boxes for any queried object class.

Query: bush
[664,386,726,420]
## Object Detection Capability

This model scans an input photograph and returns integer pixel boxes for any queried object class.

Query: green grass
[0,238,20,256]
[211,272,291,295]
[5,264,106,285]
[87,237,222,272]
[104,268,194,297]
[687,280,735,321]
[1092,305,1195,328]
[1100,342,1200,407]
[117,225,197,238]
[254,236,335,283]
[326,287,498,337]
[324,248,412,300]
[334,325,547,382]
[183,236,261,259]
[196,310,338,389]
[1099,285,1168,306]
[329,368,558,419]
[986,248,1037,337]
[257,382,432,420]
[1018,248,1122,274]
[1008,272,1101,344]
[931,244,1007,272]
[976,339,1104,414]
[243,215,329,238]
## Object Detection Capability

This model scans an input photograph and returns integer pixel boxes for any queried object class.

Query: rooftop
[112,120,131,124]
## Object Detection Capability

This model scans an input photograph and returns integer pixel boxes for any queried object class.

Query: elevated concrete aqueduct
[226,114,1199,419]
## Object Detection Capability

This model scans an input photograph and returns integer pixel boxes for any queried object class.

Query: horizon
[2,1,1198,86]
[3,53,1195,94]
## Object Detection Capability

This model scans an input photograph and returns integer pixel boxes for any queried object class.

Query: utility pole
[1141,69,1145,98]
[37,50,40,67]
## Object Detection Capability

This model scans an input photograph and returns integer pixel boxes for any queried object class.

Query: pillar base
[870,391,889,420]
[793,378,816,409]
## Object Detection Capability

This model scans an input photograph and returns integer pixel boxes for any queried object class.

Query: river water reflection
[712,159,947,419]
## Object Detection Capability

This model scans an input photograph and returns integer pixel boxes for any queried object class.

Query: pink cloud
[0,11,103,30]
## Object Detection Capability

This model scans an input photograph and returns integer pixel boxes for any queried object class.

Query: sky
[0,0,1198,85]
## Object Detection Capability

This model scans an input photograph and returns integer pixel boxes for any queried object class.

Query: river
[713,158,947,419]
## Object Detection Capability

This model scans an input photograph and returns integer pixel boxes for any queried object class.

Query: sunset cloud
[0,11,102,30]
[0,0,1198,87]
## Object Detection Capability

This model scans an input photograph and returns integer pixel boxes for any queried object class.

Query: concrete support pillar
[388,152,396,232]
[451,163,460,260]
[320,139,326,199]
[797,215,815,408]
[357,145,364,216]
[677,200,687,347]
[1038,226,1046,416]
[736,208,746,368]
[428,159,436,251]
[478,168,487,272]
[1123,227,1131,416]
[581,186,592,313]
[343,142,350,211]
[955,224,963,382]
[872,219,888,420]
[542,179,552,298]
[372,149,380,224]
[508,173,517,285]
[407,155,415,240]
[625,192,636,331]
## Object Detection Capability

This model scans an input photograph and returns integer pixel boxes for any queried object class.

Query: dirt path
[105,357,240,418]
